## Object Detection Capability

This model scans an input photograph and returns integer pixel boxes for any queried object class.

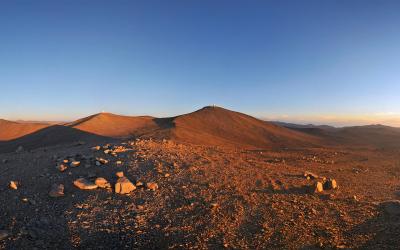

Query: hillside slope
[148,106,321,148]
[0,119,50,141]
[67,113,159,138]
[283,123,400,148]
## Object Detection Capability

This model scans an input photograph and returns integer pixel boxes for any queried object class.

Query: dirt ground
[0,139,399,249]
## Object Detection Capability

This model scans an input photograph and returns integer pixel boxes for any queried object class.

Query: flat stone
[70,161,81,167]
[73,178,98,190]
[95,177,111,188]
[96,158,109,165]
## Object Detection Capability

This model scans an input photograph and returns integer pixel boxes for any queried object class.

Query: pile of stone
[304,171,338,193]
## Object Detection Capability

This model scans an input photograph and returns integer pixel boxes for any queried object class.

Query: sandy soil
[1,139,399,249]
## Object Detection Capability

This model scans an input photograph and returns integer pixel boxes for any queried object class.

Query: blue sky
[1,1,400,126]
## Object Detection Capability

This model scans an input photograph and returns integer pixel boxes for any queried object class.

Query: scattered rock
[104,149,112,154]
[147,182,158,191]
[116,160,122,165]
[0,230,10,241]
[9,181,18,190]
[96,158,109,165]
[136,181,144,187]
[2,159,8,164]
[164,173,170,177]
[73,178,98,190]
[323,179,338,190]
[92,146,101,151]
[381,200,400,216]
[16,146,24,153]
[115,177,136,194]
[313,181,324,193]
[49,184,64,197]
[304,171,319,180]
[116,171,124,178]
[95,177,111,188]
[70,161,81,167]
[56,164,68,172]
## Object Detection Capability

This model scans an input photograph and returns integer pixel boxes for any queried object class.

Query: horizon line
[2,107,400,128]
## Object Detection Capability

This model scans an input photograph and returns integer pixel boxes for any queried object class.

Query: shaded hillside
[336,125,400,148]
[67,113,159,138]
[0,125,111,153]
[272,121,337,131]
[0,119,50,141]
[282,123,400,148]
[147,106,321,149]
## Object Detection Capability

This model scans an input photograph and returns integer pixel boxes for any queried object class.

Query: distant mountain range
[0,106,399,152]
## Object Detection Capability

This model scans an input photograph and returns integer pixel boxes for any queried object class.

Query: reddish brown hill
[67,113,158,138]
[147,106,321,149]
[0,108,322,151]
[0,119,50,141]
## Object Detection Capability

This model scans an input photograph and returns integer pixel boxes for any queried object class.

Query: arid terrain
[0,106,399,249]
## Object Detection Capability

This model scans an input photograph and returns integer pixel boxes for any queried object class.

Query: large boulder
[115,177,136,194]
[73,178,98,190]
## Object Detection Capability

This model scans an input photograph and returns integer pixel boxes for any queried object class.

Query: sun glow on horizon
[263,112,400,127]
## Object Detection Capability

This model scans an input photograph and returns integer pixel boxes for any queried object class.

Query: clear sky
[1,0,400,126]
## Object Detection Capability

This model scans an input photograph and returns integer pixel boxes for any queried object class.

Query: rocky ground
[0,139,400,249]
